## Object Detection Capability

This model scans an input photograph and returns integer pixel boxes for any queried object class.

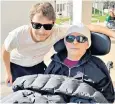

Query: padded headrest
[54,32,111,55]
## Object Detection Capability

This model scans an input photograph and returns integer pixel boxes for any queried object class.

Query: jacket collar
[51,49,91,67]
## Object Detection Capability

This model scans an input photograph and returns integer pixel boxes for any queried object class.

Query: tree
[103,0,115,9]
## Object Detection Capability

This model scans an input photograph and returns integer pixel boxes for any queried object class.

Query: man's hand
[2,44,12,86]
[6,73,13,86]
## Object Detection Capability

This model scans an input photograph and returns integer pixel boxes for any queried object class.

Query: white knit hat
[66,23,91,48]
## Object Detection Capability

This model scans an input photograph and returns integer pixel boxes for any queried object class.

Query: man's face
[65,32,89,56]
[31,13,54,42]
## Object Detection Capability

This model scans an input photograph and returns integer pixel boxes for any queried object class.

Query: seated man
[44,24,114,103]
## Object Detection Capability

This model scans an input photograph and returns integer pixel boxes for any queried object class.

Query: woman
[45,24,114,103]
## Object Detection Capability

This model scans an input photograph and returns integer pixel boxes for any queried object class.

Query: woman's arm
[87,24,115,38]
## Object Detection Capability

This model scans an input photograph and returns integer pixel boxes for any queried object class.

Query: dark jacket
[44,50,114,103]
[1,74,108,103]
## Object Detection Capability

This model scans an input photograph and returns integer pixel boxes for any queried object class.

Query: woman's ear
[64,38,68,49]
[53,21,56,24]
[64,38,66,44]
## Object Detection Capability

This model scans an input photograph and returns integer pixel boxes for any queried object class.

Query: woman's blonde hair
[29,2,56,21]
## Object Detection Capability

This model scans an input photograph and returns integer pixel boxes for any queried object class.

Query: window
[63,4,65,11]
[60,4,62,12]
[57,4,59,12]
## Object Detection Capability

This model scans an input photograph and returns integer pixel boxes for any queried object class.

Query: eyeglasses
[31,22,54,30]
[65,35,88,43]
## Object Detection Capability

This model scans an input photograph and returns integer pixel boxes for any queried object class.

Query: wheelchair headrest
[54,32,111,55]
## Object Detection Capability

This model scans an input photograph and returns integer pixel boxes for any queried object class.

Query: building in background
[92,0,115,15]
[49,0,72,18]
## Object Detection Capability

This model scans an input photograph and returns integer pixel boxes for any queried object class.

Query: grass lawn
[92,14,108,23]
[56,17,70,24]
[92,8,109,23]
[56,14,108,24]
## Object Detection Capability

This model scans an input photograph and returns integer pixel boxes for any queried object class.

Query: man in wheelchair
[1,24,114,103]
[45,24,114,103]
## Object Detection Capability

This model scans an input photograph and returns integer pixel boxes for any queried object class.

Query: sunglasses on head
[31,22,54,30]
[66,35,88,43]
